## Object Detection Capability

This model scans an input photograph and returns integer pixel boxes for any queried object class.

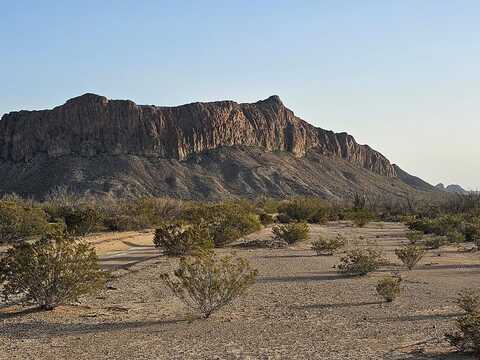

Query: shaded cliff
[0,94,395,177]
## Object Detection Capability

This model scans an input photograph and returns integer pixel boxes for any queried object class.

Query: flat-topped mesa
[0,94,396,177]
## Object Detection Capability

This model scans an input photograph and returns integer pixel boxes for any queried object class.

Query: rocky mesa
[0,94,432,199]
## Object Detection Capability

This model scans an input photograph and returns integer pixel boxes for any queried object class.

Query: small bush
[336,248,384,276]
[457,289,480,314]
[446,290,480,356]
[276,213,292,224]
[0,200,49,243]
[311,234,345,255]
[277,198,327,223]
[446,230,466,244]
[259,213,274,226]
[349,210,374,228]
[153,222,213,256]
[376,276,402,302]
[161,251,257,318]
[405,230,423,244]
[0,229,105,310]
[424,236,446,249]
[272,222,309,245]
[395,245,426,270]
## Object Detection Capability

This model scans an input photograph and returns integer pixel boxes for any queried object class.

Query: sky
[1,0,479,189]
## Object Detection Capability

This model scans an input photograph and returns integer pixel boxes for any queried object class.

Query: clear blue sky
[1,1,479,189]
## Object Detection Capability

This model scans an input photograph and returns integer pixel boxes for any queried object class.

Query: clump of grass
[376,276,402,302]
[272,222,309,245]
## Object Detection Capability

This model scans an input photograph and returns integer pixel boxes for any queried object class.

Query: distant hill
[435,183,468,195]
[0,94,436,200]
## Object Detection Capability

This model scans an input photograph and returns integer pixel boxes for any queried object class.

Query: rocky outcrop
[435,183,468,194]
[0,94,396,177]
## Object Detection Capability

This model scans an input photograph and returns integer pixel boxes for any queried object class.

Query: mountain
[435,183,468,194]
[0,94,435,200]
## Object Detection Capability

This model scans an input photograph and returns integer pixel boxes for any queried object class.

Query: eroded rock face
[0,94,396,177]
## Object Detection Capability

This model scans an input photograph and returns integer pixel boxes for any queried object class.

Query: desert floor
[1,222,480,360]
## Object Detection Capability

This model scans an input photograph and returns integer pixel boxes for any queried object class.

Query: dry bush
[272,222,309,245]
[153,222,213,256]
[0,199,49,243]
[0,229,105,310]
[376,276,402,302]
[424,236,446,249]
[161,251,257,318]
[405,230,423,244]
[349,210,374,228]
[446,290,480,356]
[311,234,345,255]
[336,248,384,276]
[395,245,426,270]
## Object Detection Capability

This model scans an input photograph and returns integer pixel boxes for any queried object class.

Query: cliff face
[0,94,396,177]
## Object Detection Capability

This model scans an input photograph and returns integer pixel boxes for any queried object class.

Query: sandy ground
[1,222,480,360]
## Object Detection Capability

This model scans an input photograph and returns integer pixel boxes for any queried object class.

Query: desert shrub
[277,198,327,223]
[446,290,480,356]
[376,276,402,302]
[259,213,274,226]
[405,230,424,244]
[311,234,345,255]
[161,251,257,318]
[446,230,466,244]
[395,245,426,270]
[456,289,480,313]
[464,221,480,242]
[153,222,213,256]
[0,200,49,243]
[256,198,282,214]
[424,236,446,249]
[276,213,292,224]
[336,248,384,276]
[0,229,105,310]
[272,222,309,244]
[349,209,374,228]
[181,202,261,247]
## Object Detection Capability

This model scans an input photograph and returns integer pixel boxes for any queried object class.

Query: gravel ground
[1,222,479,360]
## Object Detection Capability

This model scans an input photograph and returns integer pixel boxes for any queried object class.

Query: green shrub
[405,230,424,244]
[277,198,327,223]
[376,276,402,302]
[259,213,274,226]
[311,234,345,255]
[276,213,292,224]
[153,222,213,256]
[395,245,426,270]
[446,230,466,244]
[257,198,281,214]
[424,236,446,249]
[446,290,480,356]
[0,229,105,310]
[161,251,257,318]
[0,200,49,243]
[272,222,309,245]
[336,248,384,276]
[349,210,374,228]
[457,290,480,314]
[181,202,262,247]
[61,206,103,236]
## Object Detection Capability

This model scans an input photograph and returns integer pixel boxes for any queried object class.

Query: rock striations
[0,94,433,199]
[0,94,395,177]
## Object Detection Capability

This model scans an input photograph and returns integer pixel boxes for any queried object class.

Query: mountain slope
[0,94,434,199]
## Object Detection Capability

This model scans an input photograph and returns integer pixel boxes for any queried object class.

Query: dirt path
[1,222,479,359]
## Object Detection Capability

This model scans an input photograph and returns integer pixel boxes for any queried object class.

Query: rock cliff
[0,94,396,178]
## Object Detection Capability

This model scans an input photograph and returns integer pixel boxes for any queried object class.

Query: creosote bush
[161,251,257,319]
[311,234,345,256]
[153,222,213,256]
[336,248,384,276]
[272,222,309,245]
[405,230,424,244]
[424,236,446,250]
[0,229,105,310]
[277,198,328,224]
[446,290,480,356]
[376,276,402,302]
[395,245,426,270]
[0,200,48,243]
[349,209,374,228]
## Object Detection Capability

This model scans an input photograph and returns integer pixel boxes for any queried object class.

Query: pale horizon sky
[1,1,479,189]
